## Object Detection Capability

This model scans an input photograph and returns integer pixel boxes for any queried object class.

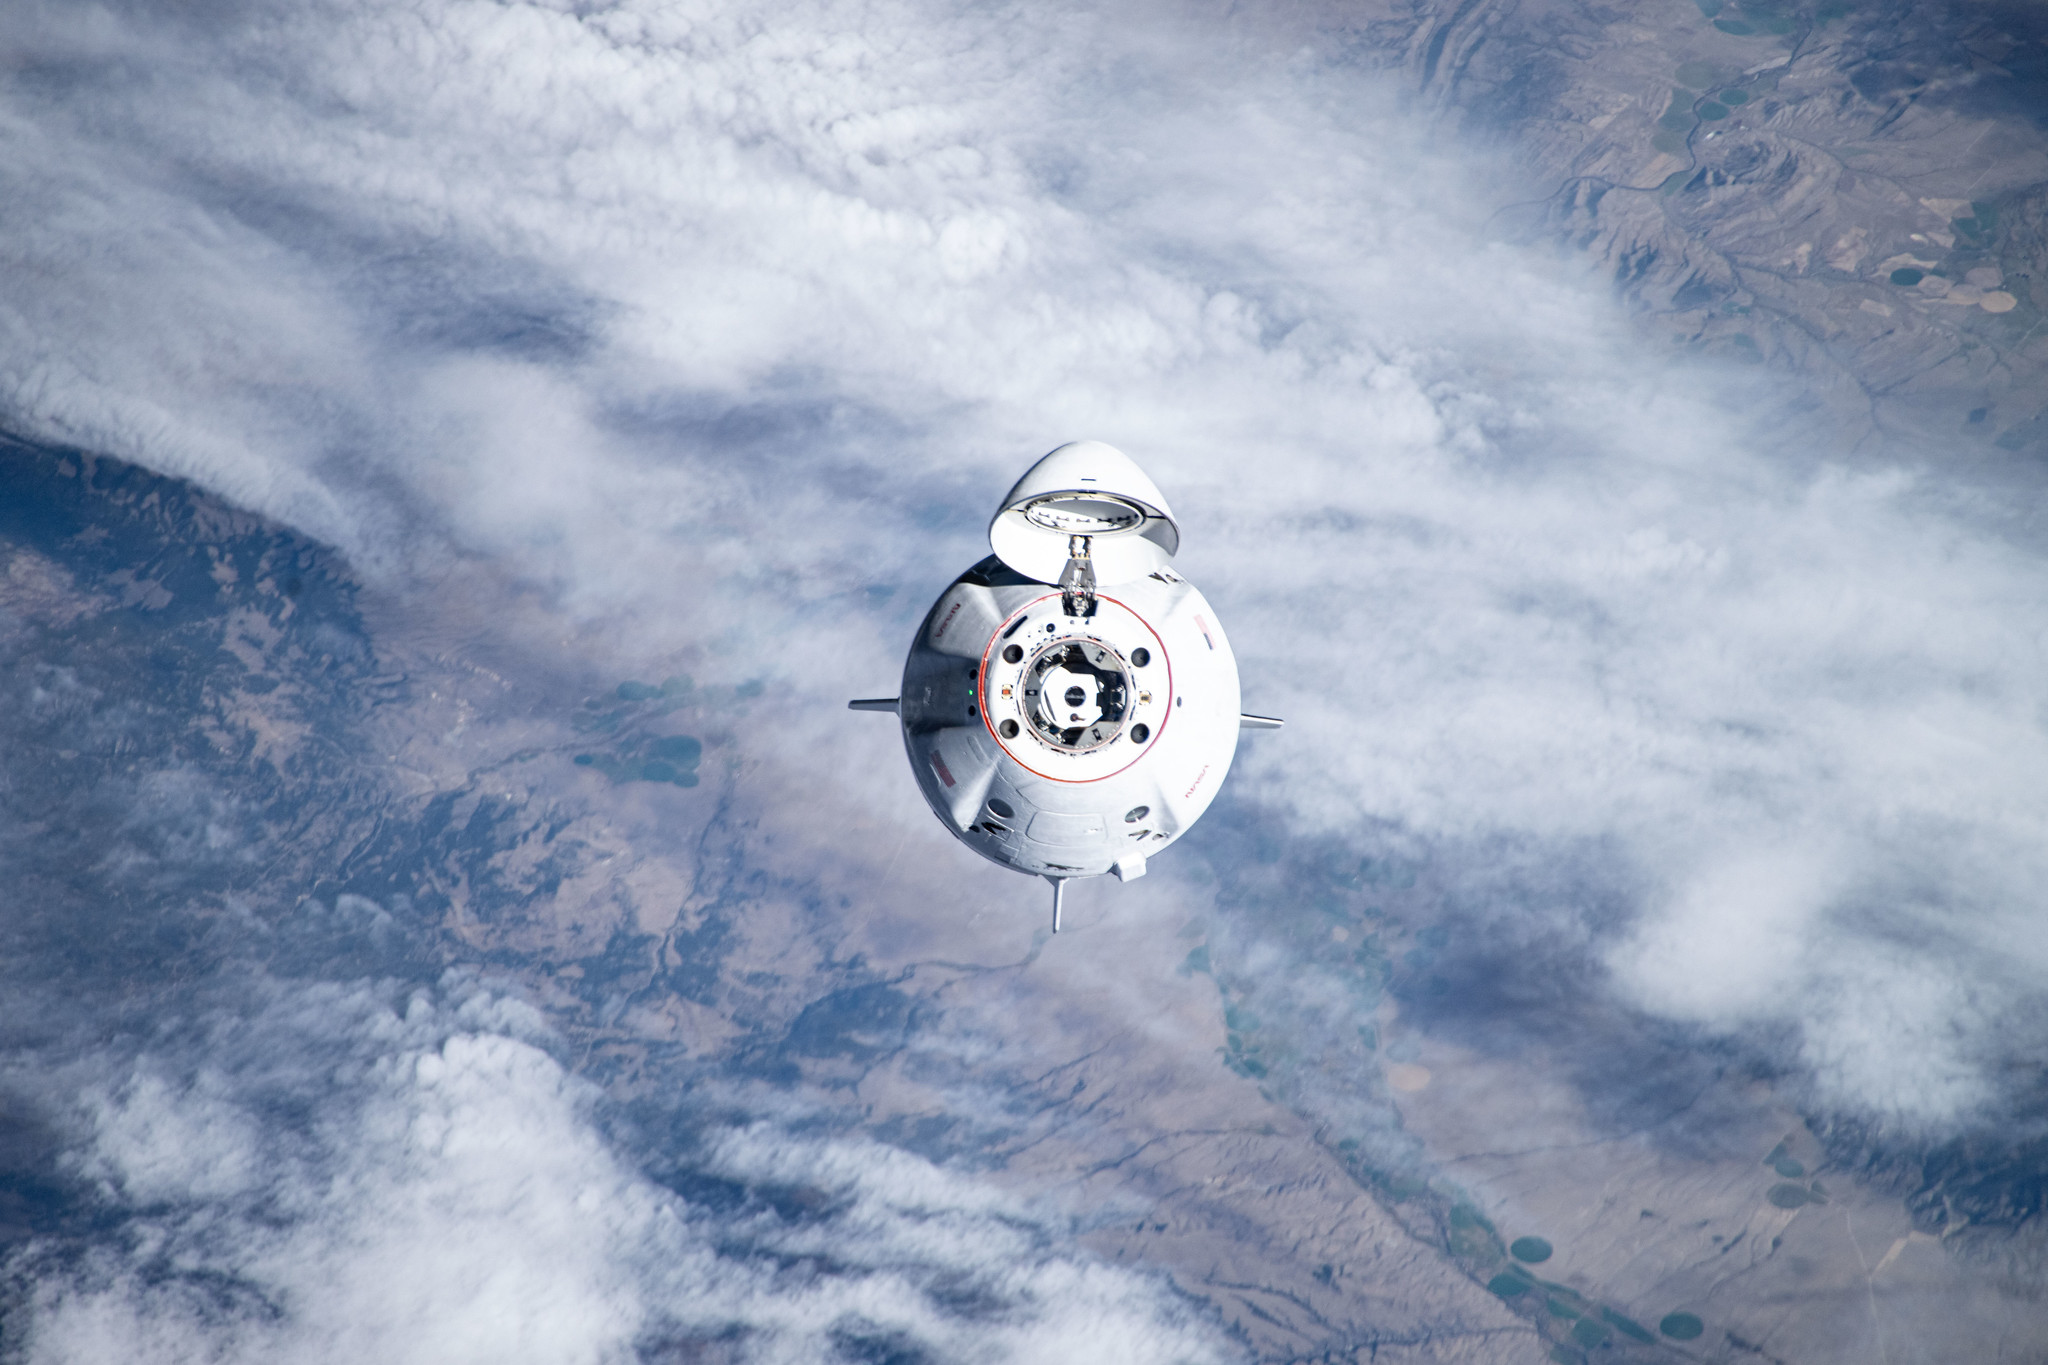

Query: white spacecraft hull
[901,556,1242,883]
[854,441,1276,928]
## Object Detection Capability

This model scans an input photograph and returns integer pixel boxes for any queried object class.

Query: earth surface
[1,1,2046,1363]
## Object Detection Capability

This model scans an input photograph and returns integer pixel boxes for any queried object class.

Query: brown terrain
[1311,0,2048,462]
[6,5,2048,1361]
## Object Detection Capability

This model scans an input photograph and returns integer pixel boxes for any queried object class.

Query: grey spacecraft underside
[851,441,1280,930]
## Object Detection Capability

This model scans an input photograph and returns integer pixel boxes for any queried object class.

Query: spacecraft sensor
[851,441,1281,931]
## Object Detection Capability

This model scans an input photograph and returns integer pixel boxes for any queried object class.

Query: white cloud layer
[2,0,2046,1145]
[18,977,1230,1364]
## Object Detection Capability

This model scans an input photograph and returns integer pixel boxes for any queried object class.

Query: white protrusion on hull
[925,725,999,831]
[922,582,1006,660]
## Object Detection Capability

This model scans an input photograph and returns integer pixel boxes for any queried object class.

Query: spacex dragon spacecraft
[850,442,1280,931]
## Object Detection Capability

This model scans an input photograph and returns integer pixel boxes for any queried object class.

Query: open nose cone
[988,441,1180,585]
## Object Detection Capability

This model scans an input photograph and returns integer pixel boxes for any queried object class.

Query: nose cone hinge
[1057,534,1098,616]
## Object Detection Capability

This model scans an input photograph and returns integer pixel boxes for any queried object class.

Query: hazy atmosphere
[3,0,2046,1360]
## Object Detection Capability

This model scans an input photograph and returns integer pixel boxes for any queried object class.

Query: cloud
[14,975,1232,1364]
[1,0,2045,1168]
[1608,841,1843,1024]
